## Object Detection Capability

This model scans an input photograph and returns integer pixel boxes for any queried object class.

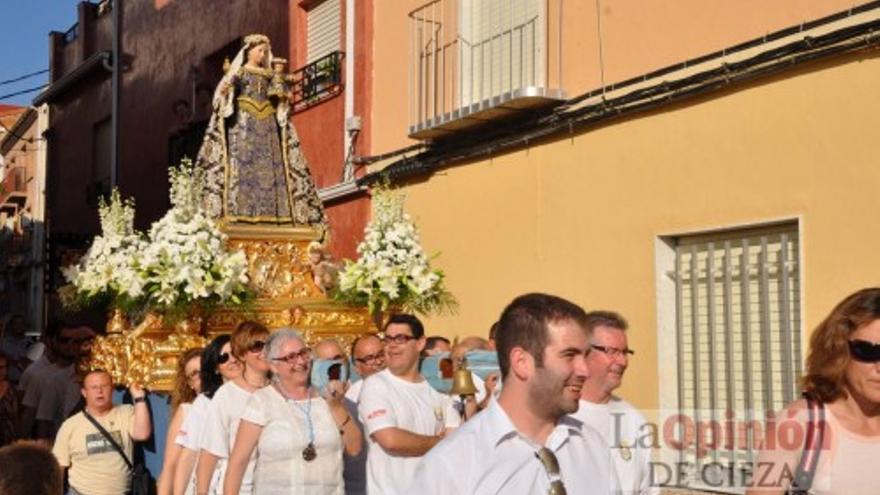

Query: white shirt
[358,369,461,495]
[177,394,211,450]
[18,354,52,394]
[201,382,259,495]
[570,398,658,495]
[344,379,364,403]
[241,386,343,495]
[411,398,619,495]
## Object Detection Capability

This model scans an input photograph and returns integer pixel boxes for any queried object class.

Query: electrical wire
[0,69,48,87]
[0,85,48,102]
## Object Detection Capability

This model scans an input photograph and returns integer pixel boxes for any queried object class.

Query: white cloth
[808,405,880,495]
[241,386,343,494]
[570,398,658,495]
[344,379,364,403]
[358,369,461,495]
[18,355,53,399]
[412,398,618,495]
[200,382,259,495]
[177,394,211,450]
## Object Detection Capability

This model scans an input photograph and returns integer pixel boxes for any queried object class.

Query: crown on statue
[244,34,270,47]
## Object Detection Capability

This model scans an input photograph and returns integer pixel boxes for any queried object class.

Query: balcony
[291,51,345,113]
[0,166,27,215]
[408,0,565,140]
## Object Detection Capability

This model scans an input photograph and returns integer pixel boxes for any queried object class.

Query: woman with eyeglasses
[157,348,203,495]
[748,288,880,495]
[173,335,241,495]
[223,328,362,495]
[197,321,271,495]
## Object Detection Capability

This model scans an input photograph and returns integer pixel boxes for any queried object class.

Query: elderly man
[53,370,151,495]
[358,314,460,495]
[572,311,658,495]
[412,293,617,494]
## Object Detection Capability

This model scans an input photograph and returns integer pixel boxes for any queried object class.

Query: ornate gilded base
[90,224,373,391]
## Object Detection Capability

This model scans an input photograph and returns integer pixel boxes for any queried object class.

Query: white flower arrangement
[335,187,456,316]
[61,190,147,308]
[61,159,251,316]
[138,159,250,312]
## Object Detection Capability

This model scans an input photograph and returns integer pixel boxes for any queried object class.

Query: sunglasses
[384,333,418,345]
[273,347,311,364]
[354,351,385,365]
[849,339,880,363]
[535,447,567,495]
[217,352,232,365]
[248,340,267,353]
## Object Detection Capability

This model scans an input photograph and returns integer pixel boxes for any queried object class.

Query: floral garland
[61,190,147,310]
[62,159,250,317]
[334,187,456,316]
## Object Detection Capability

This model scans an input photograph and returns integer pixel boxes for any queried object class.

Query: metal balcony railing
[291,51,345,112]
[409,0,565,139]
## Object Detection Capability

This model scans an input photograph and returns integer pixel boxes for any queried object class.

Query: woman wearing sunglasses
[173,335,242,495]
[749,287,880,495]
[197,321,271,495]
[223,328,362,495]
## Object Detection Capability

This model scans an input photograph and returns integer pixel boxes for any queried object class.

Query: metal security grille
[307,0,341,64]
[672,224,801,486]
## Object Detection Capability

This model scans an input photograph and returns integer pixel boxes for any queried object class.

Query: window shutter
[307,0,341,63]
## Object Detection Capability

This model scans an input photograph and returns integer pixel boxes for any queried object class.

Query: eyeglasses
[383,333,418,345]
[273,347,311,364]
[354,351,385,365]
[248,340,267,353]
[535,447,567,495]
[591,344,635,358]
[849,339,880,363]
[217,352,232,365]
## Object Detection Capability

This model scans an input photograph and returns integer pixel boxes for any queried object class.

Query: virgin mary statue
[196,34,326,226]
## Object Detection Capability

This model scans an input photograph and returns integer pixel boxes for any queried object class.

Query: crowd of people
[0,287,878,494]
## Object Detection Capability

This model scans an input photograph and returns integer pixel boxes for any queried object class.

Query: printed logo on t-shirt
[367,409,387,420]
[85,431,124,455]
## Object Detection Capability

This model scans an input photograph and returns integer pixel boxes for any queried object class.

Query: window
[459,0,544,106]
[668,222,801,488]
[307,0,341,64]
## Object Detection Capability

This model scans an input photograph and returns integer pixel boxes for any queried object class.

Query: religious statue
[196,34,327,226]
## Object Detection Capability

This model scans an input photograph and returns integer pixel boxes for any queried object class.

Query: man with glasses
[358,314,460,495]
[412,293,617,494]
[571,311,657,495]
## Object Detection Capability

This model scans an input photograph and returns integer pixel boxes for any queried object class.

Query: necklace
[276,384,317,461]
[242,373,268,390]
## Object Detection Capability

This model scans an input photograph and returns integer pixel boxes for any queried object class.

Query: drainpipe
[110,0,120,188]
[342,0,357,182]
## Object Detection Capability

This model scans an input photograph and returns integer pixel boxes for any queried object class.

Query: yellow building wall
[389,51,880,412]
[371,0,859,154]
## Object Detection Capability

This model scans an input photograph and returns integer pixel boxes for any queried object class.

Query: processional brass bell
[450,363,478,397]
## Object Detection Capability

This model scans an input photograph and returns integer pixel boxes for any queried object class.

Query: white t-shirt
[200,381,259,495]
[344,378,364,403]
[241,386,344,494]
[358,368,461,495]
[412,398,619,494]
[18,354,52,394]
[569,397,658,495]
[177,393,211,450]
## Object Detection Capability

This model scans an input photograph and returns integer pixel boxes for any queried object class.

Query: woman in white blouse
[224,328,362,495]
